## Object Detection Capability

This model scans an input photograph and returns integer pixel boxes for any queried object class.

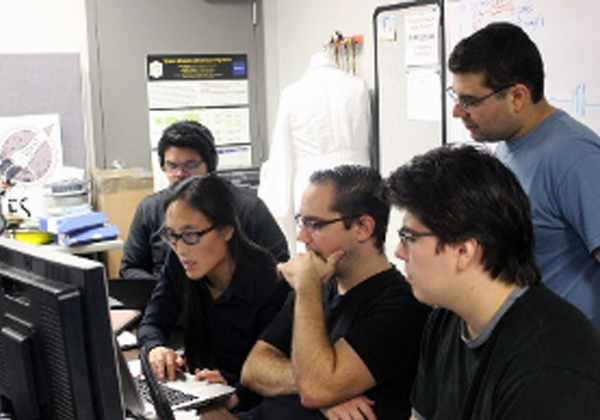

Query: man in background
[120,120,288,279]
[241,165,430,419]
[447,22,600,328]
[389,145,600,419]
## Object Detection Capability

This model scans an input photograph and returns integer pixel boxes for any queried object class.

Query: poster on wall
[404,5,442,122]
[0,114,64,220]
[405,6,440,67]
[147,54,252,191]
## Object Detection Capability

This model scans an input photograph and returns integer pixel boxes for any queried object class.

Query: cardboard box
[91,167,154,278]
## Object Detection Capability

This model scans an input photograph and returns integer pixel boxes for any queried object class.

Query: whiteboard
[445,0,600,143]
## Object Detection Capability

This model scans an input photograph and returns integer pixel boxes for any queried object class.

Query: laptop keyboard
[134,376,197,406]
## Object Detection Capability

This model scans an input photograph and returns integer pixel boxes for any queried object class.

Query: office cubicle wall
[0,54,86,169]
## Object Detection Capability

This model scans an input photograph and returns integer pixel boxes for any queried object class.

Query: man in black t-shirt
[388,145,600,420]
[241,165,431,419]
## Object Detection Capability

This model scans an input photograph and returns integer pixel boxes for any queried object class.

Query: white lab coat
[258,52,371,254]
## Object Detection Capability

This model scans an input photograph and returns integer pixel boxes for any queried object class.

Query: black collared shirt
[138,247,291,409]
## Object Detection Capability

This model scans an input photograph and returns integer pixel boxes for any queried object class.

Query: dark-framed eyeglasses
[163,159,204,173]
[295,214,360,232]
[446,85,513,111]
[160,224,217,246]
[397,226,436,247]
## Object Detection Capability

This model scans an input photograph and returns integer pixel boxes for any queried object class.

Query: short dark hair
[310,165,390,253]
[157,120,218,172]
[388,145,540,287]
[448,22,545,103]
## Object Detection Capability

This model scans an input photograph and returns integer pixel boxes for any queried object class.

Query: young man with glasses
[448,22,600,328]
[240,165,431,419]
[388,145,600,420]
[120,120,289,279]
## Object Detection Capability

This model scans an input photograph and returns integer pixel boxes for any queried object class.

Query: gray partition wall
[86,0,266,170]
[0,54,86,169]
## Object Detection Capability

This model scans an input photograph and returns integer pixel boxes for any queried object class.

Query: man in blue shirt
[447,22,600,328]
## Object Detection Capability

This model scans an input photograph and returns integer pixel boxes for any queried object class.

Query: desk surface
[201,407,236,420]
[44,238,123,255]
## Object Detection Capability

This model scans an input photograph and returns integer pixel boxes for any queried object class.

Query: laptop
[110,308,142,334]
[118,344,235,419]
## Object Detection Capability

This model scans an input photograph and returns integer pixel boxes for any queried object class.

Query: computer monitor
[0,237,125,419]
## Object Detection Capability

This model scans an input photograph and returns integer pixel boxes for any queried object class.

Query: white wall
[0,1,87,53]
[1,0,395,169]
[0,0,409,262]
[262,0,392,143]
[262,1,407,262]
[0,0,94,166]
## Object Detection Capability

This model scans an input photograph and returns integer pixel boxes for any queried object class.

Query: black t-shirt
[411,284,600,420]
[258,267,431,420]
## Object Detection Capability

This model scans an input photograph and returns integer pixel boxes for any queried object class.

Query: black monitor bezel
[0,238,125,419]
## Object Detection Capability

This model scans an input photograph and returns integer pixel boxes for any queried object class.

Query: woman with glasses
[137,174,291,412]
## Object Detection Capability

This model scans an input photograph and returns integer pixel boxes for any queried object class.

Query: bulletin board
[146,54,254,191]
[374,0,445,264]
[445,0,600,143]
[373,0,445,178]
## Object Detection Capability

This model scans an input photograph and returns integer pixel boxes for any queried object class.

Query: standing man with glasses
[120,120,289,279]
[240,165,431,419]
[448,22,600,328]
[388,145,600,420]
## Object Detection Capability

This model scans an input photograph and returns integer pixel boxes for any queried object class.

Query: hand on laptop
[148,345,185,381]
[193,368,227,384]
[194,368,239,410]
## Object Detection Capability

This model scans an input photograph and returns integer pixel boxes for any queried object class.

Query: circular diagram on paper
[0,124,58,185]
